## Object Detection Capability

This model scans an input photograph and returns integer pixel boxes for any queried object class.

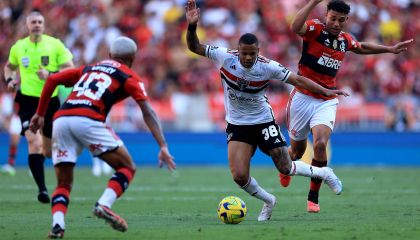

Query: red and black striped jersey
[297,19,360,100]
[36,59,148,122]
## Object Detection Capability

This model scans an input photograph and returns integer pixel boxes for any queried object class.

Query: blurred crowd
[0,0,419,132]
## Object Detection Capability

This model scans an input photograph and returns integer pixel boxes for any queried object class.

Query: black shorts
[226,121,287,156]
[15,91,60,138]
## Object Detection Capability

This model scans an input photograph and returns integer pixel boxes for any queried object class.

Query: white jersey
[206,45,291,125]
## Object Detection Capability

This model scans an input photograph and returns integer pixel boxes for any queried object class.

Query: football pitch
[1,166,419,239]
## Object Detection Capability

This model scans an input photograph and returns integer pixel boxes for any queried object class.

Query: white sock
[289,161,326,179]
[241,177,274,204]
[97,188,117,208]
[52,211,65,229]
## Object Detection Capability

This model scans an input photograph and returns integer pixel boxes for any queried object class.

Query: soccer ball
[217,196,247,224]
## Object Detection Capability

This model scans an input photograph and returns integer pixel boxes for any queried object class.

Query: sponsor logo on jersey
[230,65,236,70]
[317,55,341,70]
[274,138,281,144]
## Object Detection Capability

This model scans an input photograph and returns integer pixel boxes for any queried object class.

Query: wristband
[188,24,197,32]
[6,77,13,84]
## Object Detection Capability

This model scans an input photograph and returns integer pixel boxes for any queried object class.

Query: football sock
[51,184,71,229]
[241,177,274,204]
[98,167,135,208]
[8,145,17,166]
[289,160,325,179]
[28,153,47,192]
[308,159,327,204]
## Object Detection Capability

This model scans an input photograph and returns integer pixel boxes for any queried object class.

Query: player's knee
[28,141,42,153]
[313,140,327,155]
[232,173,248,187]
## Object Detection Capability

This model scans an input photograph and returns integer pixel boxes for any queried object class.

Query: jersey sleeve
[302,19,323,41]
[267,60,291,83]
[8,43,19,66]
[124,74,149,102]
[205,45,233,68]
[55,39,73,65]
[344,33,361,51]
[36,67,83,116]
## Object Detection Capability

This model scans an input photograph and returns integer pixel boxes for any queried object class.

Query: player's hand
[158,146,176,172]
[324,89,350,97]
[37,65,49,80]
[29,113,45,134]
[185,0,200,25]
[390,39,413,54]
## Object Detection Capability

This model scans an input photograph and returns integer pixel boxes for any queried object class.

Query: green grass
[1,166,419,239]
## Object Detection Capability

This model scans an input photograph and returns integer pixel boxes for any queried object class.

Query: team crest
[41,56,49,66]
[237,74,249,91]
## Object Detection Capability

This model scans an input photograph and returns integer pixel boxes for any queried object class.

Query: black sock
[308,189,320,204]
[28,154,47,192]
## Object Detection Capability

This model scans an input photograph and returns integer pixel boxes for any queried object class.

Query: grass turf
[1,166,419,239]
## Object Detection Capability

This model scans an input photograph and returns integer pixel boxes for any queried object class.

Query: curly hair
[327,0,351,14]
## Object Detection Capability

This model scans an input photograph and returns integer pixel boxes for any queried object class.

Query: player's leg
[279,138,307,187]
[307,125,332,212]
[94,146,134,232]
[306,99,338,212]
[48,116,80,238]
[1,115,21,176]
[281,90,312,187]
[228,140,276,221]
[263,121,341,197]
[48,163,74,239]
[75,118,134,232]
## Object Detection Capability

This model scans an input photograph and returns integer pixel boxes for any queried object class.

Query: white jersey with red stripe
[205,45,291,125]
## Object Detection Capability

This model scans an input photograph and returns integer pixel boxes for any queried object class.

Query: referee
[3,11,74,203]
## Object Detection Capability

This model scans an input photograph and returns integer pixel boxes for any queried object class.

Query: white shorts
[286,90,338,141]
[9,115,22,135]
[52,116,123,165]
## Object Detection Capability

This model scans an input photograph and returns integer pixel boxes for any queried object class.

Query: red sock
[51,184,71,215]
[310,159,327,191]
[8,145,17,166]
[308,159,327,203]
[107,167,135,197]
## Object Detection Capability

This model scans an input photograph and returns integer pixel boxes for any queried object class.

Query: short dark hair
[238,33,259,46]
[327,0,350,14]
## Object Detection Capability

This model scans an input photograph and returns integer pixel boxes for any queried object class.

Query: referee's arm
[4,60,18,91]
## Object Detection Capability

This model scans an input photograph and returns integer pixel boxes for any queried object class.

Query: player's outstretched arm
[290,0,323,35]
[352,39,414,55]
[185,0,206,56]
[286,72,350,97]
[137,100,176,171]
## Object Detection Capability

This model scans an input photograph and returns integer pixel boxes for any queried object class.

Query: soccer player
[29,36,176,238]
[185,0,347,221]
[280,0,414,213]
[4,11,74,203]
